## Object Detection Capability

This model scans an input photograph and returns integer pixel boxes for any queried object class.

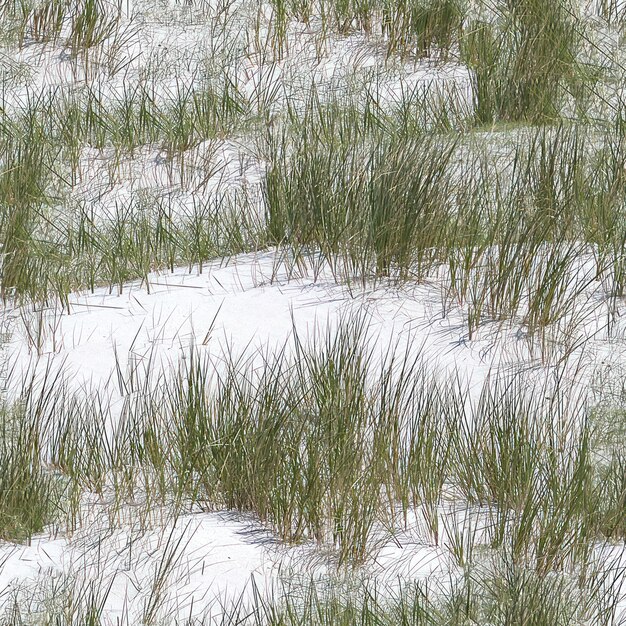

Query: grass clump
[25,313,454,562]
[263,96,459,281]
[162,315,437,564]
[462,0,588,123]
[0,403,62,543]
[11,313,617,571]
[0,0,123,56]
[27,0,67,45]
[268,0,466,60]
[382,0,465,61]
[451,374,594,574]
[67,0,119,56]
[3,92,624,349]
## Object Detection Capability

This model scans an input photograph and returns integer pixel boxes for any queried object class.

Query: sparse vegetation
[2,0,626,622]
